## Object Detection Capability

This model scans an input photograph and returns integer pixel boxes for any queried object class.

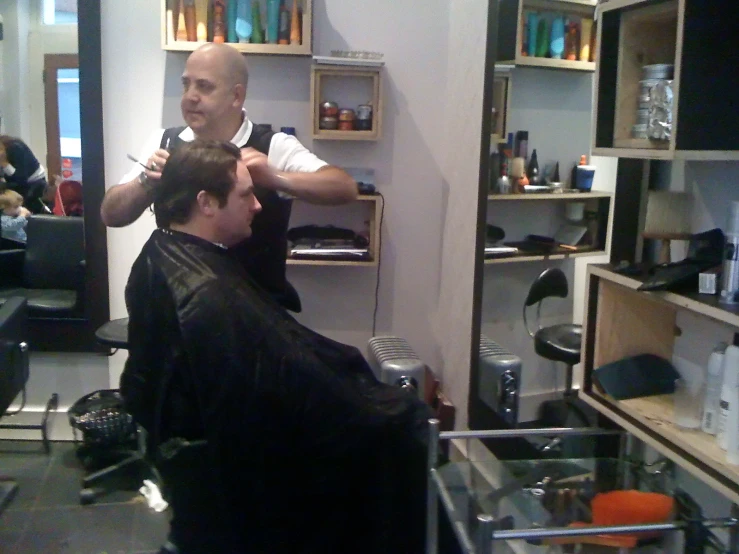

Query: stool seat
[95,318,129,350]
[534,323,582,366]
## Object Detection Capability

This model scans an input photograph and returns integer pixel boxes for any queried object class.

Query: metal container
[338,108,355,121]
[639,79,661,99]
[338,120,354,131]
[319,116,338,130]
[357,104,372,120]
[643,63,674,80]
[356,104,373,130]
[632,123,648,138]
[636,107,650,124]
[319,101,339,117]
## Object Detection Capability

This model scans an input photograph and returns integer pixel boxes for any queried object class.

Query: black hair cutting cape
[121,229,433,554]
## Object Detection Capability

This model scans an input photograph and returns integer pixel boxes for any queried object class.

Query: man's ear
[196,190,217,216]
[233,83,246,108]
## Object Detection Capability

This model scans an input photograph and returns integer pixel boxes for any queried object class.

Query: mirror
[0,0,109,351]
[469,1,615,448]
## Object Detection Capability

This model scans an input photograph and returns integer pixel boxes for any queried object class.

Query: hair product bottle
[290,0,301,44]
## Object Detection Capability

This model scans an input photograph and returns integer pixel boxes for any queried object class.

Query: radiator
[478,335,521,426]
[367,336,425,396]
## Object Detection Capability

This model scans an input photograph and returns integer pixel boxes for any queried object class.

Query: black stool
[523,268,593,432]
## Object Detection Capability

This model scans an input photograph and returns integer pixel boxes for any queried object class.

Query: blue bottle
[267,0,280,44]
[527,12,538,57]
[235,0,252,42]
[227,0,238,43]
[550,15,565,59]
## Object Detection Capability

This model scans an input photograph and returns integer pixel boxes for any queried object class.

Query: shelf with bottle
[591,0,739,160]
[160,0,312,56]
[580,265,739,504]
[310,64,383,141]
[286,195,382,267]
[497,0,597,72]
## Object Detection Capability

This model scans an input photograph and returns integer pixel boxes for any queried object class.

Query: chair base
[0,479,19,514]
[79,449,150,505]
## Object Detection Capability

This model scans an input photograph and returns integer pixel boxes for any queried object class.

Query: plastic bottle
[718,334,739,449]
[550,16,565,59]
[527,149,540,186]
[267,0,280,44]
[727,381,739,465]
[702,342,728,434]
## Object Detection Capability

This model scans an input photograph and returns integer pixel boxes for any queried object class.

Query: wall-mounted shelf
[286,195,382,267]
[485,191,611,264]
[580,265,739,504]
[310,65,383,141]
[484,248,606,264]
[591,0,739,160]
[488,191,611,201]
[160,0,313,56]
[497,0,597,72]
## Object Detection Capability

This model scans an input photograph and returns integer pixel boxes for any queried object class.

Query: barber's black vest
[160,126,299,311]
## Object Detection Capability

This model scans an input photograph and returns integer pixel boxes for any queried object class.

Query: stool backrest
[524,268,569,307]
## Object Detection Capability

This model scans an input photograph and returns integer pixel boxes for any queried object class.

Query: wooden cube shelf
[497,0,598,72]
[160,0,313,56]
[580,265,739,504]
[286,195,383,266]
[310,65,383,141]
[592,0,739,160]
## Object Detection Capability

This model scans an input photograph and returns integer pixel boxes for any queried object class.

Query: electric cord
[372,192,384,337]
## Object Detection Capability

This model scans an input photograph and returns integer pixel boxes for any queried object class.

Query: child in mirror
[0,188,31,242]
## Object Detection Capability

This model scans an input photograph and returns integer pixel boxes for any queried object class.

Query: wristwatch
[138,171,154,192]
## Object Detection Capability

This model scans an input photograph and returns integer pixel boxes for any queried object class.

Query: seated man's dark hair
[153,140,242,228]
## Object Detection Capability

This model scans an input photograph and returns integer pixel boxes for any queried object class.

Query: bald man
[102,43,357,310]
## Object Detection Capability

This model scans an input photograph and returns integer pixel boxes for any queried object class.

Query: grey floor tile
[0,508,32,549]
[130,503,171,553]
[8,504,136,554]
[0,440,54,511]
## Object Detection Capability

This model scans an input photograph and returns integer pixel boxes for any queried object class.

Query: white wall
[101,0,486,422]
[0,0,31,138]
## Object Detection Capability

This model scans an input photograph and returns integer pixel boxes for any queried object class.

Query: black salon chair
[524,268,593,433]
[0,215,85,318]
[0,297,30,514]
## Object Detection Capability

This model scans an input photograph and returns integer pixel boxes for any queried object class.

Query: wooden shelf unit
[484,248,606,264]
[485,191,611,264]
[580,265,739,504]
[286,194,382,267]
[592,0,739,160]
[488,190,612,201]
[160,0,313,56]
[497,0,597,72]
[310,65,383,141]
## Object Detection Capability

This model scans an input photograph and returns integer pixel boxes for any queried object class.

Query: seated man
[120,140,432,554]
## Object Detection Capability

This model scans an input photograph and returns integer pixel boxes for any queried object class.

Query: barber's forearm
[100,177,154,227]
[274,166,357,205]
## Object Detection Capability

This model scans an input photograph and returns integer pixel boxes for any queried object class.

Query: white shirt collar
[178,109,252,147]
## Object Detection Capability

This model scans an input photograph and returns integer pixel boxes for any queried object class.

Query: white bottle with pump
[702,342,728,434]
[718,334,739,449]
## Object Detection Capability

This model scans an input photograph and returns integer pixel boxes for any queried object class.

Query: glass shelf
[432,457,673,553]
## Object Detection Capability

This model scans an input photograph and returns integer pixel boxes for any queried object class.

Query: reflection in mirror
[0,0,108,351]
[470,39,616,458]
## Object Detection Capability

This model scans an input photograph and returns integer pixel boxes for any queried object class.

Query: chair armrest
[0,250,25,287]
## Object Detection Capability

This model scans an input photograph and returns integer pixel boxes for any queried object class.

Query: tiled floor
[0,440,170,554]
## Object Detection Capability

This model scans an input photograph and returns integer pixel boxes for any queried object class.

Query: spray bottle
[717,333,739,449]
[702,342,728,434]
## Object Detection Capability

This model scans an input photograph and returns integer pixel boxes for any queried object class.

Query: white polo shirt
[119,110,328,185]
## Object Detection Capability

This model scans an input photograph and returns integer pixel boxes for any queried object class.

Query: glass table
[426,422,738,554]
